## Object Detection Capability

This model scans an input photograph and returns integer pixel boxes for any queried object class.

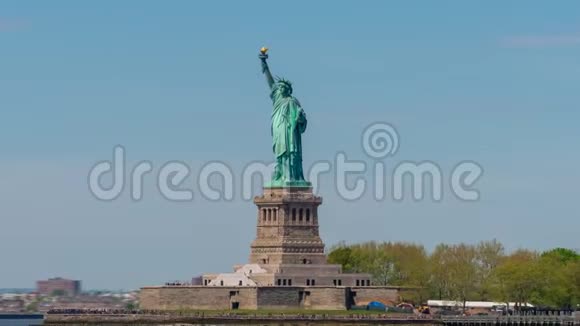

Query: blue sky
[1,1,579,290]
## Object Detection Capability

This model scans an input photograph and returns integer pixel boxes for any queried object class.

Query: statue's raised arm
[259,47,275,90]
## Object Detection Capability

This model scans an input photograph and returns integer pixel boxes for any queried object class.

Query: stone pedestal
[199,186,372,288]
[250,187,326,265]
[140,186,395,311]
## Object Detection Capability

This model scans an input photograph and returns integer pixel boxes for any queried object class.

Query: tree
[428,244,453,300]
[475,239,505,300]
[541,248,579,263]
[566,259,580,307]
[447,244,478,311]
[328,244,355,272]
[125,302,138,311]
[25,301,39,312]
[491,249,543,310]
[537,248,580,308]
[51,289,66,297]
[328,241,429,302]
[328,241,579,309]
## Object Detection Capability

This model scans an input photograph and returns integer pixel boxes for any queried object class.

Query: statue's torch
[259,47,269,73]
[259,46,269,60]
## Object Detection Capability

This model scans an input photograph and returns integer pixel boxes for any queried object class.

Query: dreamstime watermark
[88,122,483,202]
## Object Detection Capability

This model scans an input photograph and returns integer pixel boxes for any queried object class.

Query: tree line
[327,240,579,309]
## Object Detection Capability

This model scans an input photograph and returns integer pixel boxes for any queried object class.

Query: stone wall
[276,264,342,275]
[248,273,275,286]
[140,286,257,310]
[350,286,401,305]
[256,287,301,309]
[140,286,404,311]
[307,287,349,310]
[140,287,160,309]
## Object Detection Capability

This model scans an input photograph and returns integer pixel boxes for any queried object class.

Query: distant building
[0,298,25,312]
[36,278,81,296]
[190,276,202,285]
[427,300,534,314]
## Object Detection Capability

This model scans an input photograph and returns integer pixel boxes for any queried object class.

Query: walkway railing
[441,315,578,326]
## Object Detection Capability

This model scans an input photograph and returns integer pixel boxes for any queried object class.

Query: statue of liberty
[259,47,310,187]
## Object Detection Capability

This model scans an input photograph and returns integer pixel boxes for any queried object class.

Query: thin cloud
[501,34,580,48]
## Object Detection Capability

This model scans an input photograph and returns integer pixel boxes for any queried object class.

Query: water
[0,313,44,326]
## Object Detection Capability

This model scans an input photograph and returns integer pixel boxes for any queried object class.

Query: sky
[0,1,579,290]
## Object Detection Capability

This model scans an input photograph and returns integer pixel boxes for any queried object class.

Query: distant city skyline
[0,1,579,290]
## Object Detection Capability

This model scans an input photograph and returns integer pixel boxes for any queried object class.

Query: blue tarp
[368,301,387,310]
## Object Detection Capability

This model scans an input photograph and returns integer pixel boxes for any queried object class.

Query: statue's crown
[276,77,293,90]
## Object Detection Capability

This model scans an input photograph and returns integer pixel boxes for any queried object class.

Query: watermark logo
[362,122,399,158]
[88,122,483,202]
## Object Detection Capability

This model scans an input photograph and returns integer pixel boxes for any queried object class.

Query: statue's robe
[270,84,307,182]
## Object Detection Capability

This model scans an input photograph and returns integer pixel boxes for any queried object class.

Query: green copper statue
[259,47,310,187]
